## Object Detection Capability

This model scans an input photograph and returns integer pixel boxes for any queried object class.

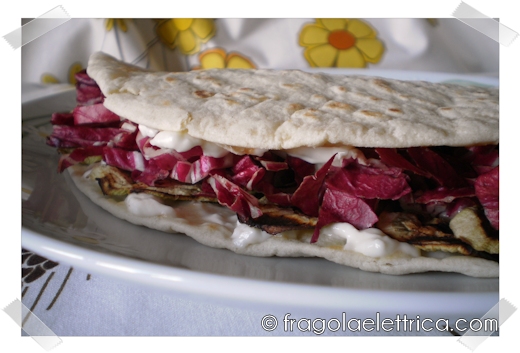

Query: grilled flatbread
[88,52,498,149]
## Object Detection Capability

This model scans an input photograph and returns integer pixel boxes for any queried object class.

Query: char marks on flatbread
[87,52,498,150]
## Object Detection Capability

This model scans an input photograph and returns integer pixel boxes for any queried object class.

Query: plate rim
[22,226,498,316]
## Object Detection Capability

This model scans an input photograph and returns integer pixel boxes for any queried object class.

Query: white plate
[21,70,499,321]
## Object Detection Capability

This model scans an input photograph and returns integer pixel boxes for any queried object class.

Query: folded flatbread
[47,52,499,277]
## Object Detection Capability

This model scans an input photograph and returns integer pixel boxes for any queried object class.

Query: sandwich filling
[47,69,499,263]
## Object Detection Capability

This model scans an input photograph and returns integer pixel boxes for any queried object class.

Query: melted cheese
[231,221,272,247]
[320,223,420,258]
[231,221,420,258]
[138,124,372,162]
[138,124,159,138]
[124,193,175,217]
[121,190,420,258]
[139,125,229,158]
[285,146,367,166]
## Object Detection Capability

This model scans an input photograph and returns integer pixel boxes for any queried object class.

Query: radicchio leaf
[75,70,104,105]
[475,166,499,230]
[325,162,411,200]
[102,147,144,172]
[51,112,74,126]
[311,188,378,243]
[291,156,335,217]
[231,155,266,190]
[49,125,122,147]
[415,186,475,204]
[407,147,467,188]
[73,104,121,125]
[375,148,428,176]
[208,174,262,219]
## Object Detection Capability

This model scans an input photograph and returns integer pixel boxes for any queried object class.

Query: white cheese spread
[138,125,375,165]
[124,193,175,217]
[132,151,145,171]
[231,221,272,247]
[121,188,419,258]
[285,146,367,167]
[121,122,137,132]
[138,124,159,138]
[320,223,421,257]
[139,125,229,158]
[231,221,420,258]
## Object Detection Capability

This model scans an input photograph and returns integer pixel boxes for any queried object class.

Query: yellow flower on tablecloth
[41,74,59,84]
[193,48,256,70]
[299,19,384,68]
[68,62,84,85]
[105,19,128,32]
[40,62,84,85]
[156,19,216,55]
